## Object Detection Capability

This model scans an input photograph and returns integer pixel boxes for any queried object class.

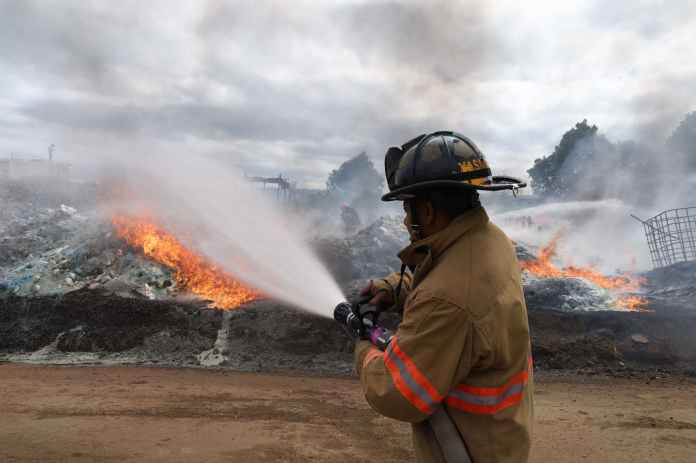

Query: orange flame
[615,296,647,311]
[520,233,647,311]
[112,215,259,310]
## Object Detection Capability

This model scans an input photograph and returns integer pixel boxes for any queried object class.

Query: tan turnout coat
[355,207,534,463]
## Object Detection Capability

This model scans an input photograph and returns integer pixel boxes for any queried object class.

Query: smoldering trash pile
[2,184,696,377]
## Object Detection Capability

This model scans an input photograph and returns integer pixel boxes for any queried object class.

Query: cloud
[0,0,695,186]
[334,1,497,82]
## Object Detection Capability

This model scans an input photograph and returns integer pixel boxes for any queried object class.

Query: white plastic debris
[631,334,649,344]
[59,204,77,215]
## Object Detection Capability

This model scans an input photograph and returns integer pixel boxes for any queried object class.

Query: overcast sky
[1,0,695,187]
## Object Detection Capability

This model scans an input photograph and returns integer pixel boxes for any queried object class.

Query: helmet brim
[381,176,527,201]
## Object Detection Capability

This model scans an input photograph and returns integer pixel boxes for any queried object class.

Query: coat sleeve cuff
[354,340,374,376]
[371,278,393,294]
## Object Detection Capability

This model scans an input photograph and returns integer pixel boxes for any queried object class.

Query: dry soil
[1,364,695,462]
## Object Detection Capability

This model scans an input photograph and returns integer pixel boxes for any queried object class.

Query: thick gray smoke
[550,127,695,210]
[503,112,696,273]
[494,199,649,272]
[0,1,496,184]
[2,1,696,277]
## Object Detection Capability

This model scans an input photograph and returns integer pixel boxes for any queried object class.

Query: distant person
[340,203,361,235]
[357,131,534,462]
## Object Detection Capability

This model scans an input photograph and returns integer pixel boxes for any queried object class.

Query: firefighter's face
[403,198,439,241]
[403,199,423,242]
[403,201,412,237]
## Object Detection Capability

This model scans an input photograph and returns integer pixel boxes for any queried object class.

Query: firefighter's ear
[421,199,437,226]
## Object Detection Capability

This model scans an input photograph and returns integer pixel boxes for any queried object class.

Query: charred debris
[1,172,696,378]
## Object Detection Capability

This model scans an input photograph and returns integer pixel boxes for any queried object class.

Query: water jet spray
[96,152,345,317]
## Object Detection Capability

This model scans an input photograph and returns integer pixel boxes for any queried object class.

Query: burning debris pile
[518,234,696,374]
[2,182,646,316]
[0,193,262,365]
[0,184,218,364]
[2,180,696,376]
[111,215,259,309]
[1,204,258,311]
[316,216,651,314]
[519,234,647,312]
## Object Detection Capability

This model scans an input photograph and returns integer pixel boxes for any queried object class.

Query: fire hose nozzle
[333,301,364,331]
[333,301,352,324]
[333,301,392,350]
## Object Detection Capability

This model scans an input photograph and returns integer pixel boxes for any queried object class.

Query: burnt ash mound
[200,281,402,374]
[200,293,696,376]
[1,283,695,376]
[208,299,354,374]
[642,261,696,311]
[645,260,696,288]
[312,216,408,283]
[524,260,696,375]
[528,306,696,375]
[0,288,221,355]
[524,277,612,312]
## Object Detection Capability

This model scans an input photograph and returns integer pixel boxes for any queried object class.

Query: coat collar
[398,207,489,286]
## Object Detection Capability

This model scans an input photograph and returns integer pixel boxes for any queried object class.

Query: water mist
[98,153,345,317]
[492,199,649,272]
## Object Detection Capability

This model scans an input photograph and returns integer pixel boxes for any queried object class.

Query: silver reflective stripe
[448,382,525,406]
[385,343,437,409]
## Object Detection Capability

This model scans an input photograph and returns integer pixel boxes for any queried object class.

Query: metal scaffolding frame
[246,174,295,202]
[632,207,696,269]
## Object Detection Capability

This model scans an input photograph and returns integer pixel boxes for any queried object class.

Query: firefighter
[340,203,361,235]
[356,131,533,462]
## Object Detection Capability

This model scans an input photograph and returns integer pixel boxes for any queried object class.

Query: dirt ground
[1,364,695,463]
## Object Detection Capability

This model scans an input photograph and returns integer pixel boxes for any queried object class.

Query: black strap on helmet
[405,199,423,241]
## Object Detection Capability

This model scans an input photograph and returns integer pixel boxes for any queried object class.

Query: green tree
[528,119,606,198]
[326,152,385,226]
[326,152,383,195]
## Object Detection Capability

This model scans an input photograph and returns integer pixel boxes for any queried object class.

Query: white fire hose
[428,406,473,463]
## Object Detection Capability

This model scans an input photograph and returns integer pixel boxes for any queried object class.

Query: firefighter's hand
[360,280,393,310]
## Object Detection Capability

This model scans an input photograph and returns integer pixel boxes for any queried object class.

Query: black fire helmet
[382,131,527,201]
